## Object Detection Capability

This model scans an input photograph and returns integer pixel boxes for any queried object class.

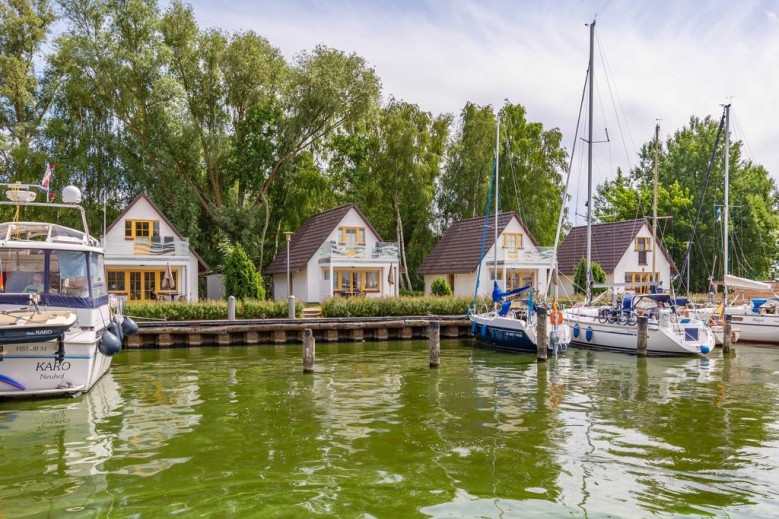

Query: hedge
[320,296,470,317]
[125,299,303,321]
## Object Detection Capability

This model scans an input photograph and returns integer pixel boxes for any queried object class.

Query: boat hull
[564,308,714,356]
[725,312,779,344]
[469,313,570,354]
[0,331,111,398]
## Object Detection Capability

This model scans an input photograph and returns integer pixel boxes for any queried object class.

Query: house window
[108,269,178,300]
[335,269,380,295]
[489,270,503,281]
[447,274,455,292]
[625,272,656,294]
[506,270,535,290]
[339,227,365,248]
[503,233,523,251]
[635,237,650,265]
[125,220,160,240]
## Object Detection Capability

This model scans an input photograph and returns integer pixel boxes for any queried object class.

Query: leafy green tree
[437,102,568,245]
[430,277,452,296]
[573,258,606,296]
[594,114,779,291]
[0,0,57,179]
[221,241,265,299]
[360,99,450,290]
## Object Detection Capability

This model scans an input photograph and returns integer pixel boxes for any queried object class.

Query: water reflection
[0,342,778,517]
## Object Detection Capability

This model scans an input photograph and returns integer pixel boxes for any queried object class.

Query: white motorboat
[0,181,138,398]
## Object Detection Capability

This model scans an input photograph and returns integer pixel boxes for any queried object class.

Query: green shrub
[573,257,606,296]
[222,242,265,300]
[320,296,470,317]
[399,288,424,297]
[125,298,302,320]
[430,278,452,296]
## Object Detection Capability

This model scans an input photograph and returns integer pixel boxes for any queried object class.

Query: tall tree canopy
[594,114,779,291]
[437,102,568,246]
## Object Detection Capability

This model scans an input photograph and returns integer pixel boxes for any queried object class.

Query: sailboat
[716,105,779,344]
[468,117,571,354]
[562,20,715,356]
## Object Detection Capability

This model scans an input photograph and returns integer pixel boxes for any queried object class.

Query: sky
[188,0,779,227]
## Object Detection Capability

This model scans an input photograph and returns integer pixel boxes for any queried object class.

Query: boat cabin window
[0,248,106,306]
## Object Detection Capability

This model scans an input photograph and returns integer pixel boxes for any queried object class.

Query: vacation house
[555,219,677,296]
[265,205,399,303]
[417,212,554,297]
[102,194,210,301]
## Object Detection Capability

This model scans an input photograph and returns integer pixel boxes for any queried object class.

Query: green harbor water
[1,340,779,518]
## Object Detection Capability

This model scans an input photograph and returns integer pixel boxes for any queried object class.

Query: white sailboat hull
[564,307,715,356]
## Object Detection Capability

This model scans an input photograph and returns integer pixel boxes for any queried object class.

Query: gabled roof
[417,212,538,275]
[265,204,384,275]
[556,219,677,275]
[106,193,211,273]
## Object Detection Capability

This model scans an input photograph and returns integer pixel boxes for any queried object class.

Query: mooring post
[637,315,648,357]
[722,313,732,354]
[303,328,315,373]
[429,320,440,368]
[227,295,236,321]
[536,307,548,362]
[288,295,296,319]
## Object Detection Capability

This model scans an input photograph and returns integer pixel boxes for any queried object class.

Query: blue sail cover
[492,282,532,303]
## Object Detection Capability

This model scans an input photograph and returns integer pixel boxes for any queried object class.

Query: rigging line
[595,31,637,173]
[472,155,497,308]
[547,67,589,296]
[730,107,758,165]
[676,107,726,293]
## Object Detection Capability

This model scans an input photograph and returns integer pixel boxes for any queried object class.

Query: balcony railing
[102,236,190,256]
[318,241,399,262]
[485,246,557,265]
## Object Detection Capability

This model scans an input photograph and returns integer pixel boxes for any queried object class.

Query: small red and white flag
[41,164,54,188]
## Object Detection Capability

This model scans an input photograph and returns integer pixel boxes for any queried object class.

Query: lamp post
[284,231,295,319]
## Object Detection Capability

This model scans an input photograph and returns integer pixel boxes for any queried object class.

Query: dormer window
[636,237,650,265]
[503,233,523,251]
[125,220,160,240]
[339,227,365,249]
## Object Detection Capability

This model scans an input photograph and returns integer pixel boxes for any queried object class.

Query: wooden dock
[125,316,471,348]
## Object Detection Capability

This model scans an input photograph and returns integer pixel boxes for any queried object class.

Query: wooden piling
[723,314,732,354]
[429,321,440,368]
[637,315,648,357]
[303,328,315,374]
[536,307,548,362]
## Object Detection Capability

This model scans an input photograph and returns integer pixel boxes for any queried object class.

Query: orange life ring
[550,310,564,325]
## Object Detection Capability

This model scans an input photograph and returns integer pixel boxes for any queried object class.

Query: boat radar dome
[61,185,82,204]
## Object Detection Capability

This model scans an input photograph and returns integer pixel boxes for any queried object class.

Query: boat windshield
[0,222,87,243]
[0,248,106,308]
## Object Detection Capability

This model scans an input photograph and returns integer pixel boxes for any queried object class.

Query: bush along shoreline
[125,299,303,321]
[124,296,472,320]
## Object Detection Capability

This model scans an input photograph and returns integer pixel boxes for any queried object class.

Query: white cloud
[188,0,779,226]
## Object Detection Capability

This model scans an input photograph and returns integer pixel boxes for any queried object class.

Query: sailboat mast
[586,19,595,304]
[495,115,500,288]
[652,124,659,288]
[723,104,730,303]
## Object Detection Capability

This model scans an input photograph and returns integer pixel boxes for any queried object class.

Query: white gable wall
[272,208,399,303]
[423,216,552,299]
[103,196,202,301]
